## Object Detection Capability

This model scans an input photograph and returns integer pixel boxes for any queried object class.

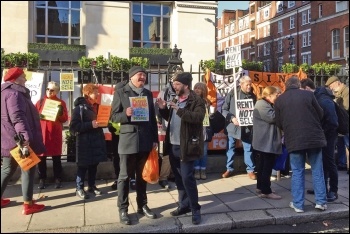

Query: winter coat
[252,99,282,155]
[155,83,177,131]
[159,91,206,162]
[221,87,257,141]
[314,87,338,134]
[110,84,158,154]
[334,85,349,111]
[69,97,107,166]
[1,82,45,157]
[35,96,68,156]
[274,87,326,153]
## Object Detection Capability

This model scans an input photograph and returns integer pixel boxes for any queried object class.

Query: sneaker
[22,202,45,215]
[194,169,200,180]
[315,204,327,211]
[200,169,207,180]
[130,180,136,190]
[158,180,169,188]
[111,181,118,190]
[1,198,10,208]
[248,172,257,180]
[327,191,338,202]
[38,179,46,189]
[55,179,62,189]
[76,189,89,199]
[87,186,102,195]
[289,202,304,213]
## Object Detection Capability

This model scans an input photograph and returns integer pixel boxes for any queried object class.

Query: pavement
[1,166,349,233]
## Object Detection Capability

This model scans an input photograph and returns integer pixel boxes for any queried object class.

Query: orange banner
[10,146,41,171]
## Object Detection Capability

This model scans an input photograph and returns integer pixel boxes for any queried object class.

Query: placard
[236,99,254,126]
[41,99,61,121]
[60,73,74,91]
[10,146,41,171]
[96,105,111,127]
[129,96,149,121]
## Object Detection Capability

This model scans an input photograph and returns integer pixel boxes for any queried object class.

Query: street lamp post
[288,35,294,63]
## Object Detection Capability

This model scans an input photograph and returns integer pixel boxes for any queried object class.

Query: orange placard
[97,105,111,127]
[10,146,41,171]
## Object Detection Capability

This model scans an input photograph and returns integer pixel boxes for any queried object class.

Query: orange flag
[204,69,218,108]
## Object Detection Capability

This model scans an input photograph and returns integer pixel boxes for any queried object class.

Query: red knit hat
[4,67,24,82]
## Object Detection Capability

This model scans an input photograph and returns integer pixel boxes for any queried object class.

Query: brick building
[217,1,349,75]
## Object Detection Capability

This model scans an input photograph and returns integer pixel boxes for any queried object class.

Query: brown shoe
[248,172,257,180]
[222,170,234,178]
[259,193,282,200]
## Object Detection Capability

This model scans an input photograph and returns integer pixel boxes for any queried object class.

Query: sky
[217,1,250,18]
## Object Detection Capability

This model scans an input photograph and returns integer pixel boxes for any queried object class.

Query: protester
[157,72,205,225]
[110,66,158,225]
[275,76,327,213]
[193,82,212,180]
[154,71,180,188]
[221,75,257,180]
[252,86,282,200]
[35,81,68,189]
[1,67,46,214]
[301,78,339,202]
[325,76,349,173]
[69,83,107,200]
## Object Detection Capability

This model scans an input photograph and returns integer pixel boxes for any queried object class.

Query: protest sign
[10,146,40,171]
[60,73,74,91]
[129,96,149,121]
[41,99,61,121]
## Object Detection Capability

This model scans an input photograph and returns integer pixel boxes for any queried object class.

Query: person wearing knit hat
[172,72,192,87]
[1,66,46,214]
[129,66,146,79]
[3,67,25,83]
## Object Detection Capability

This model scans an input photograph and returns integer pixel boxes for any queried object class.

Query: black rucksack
[334,102,349,135]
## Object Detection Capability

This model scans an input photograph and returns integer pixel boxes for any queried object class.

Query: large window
[332,29,340,58]
[336,1,348,12]
[290,16,295,29]
[35,1,81,44]
[278,20,283,33]
[132,2,171,48]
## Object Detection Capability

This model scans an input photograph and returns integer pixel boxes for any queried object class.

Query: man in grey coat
[110,66,158,225]
[275,76,327,213]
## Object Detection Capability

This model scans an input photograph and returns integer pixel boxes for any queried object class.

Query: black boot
[137,205,157,219]
[192,209,201,225]
[119,211,131,225]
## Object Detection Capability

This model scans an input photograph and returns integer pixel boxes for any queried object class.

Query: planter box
[28,49,86,62]
[130,54,170,66]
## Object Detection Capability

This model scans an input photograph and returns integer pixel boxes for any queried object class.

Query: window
[218,29,222,39]
[264,27,266,38]
[35,1,81,44]
[308,31,311,46]
[332,29,340,58]
[264,9,269,19]
[302,54,307,64]
[302,53,312,65]
[319,4,323,18]
[302,32,310,47]
[264,43,270,56]
[288,1,295,8]
[290,55,296,64]
[308,9,311,23]
[290,16,295,29]
[336,1,348,12]
[302,11,307,25]
[278,20,283,33]
[345,26,349,57]
[230,23,235,34]
[278,39,283,52]
[277,1,283,13]
[278,57,283,72]
[263,60,271,72]
[267,25,270,36]
[225,25,229,36]
[132,2,171,48]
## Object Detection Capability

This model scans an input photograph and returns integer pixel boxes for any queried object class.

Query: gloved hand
[57,105,63,116]
[108,122,116,133]
[39,114,45,119]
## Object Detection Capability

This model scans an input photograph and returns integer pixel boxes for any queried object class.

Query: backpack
[334,102,349,135]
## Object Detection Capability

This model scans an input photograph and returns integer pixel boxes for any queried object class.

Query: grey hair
[285,76,300,89]
[239,75,251,85]
[47,81,60,92]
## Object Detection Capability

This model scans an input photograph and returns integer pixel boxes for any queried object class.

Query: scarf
[128,81,144,96]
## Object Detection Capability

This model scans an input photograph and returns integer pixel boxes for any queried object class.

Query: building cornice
[177,4,216,10]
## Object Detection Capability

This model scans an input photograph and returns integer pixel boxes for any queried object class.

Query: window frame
[336,1,348,13]
[344,26,349,58]
[332,29,340,58]
[319,4,323,18]
[288,1,296,8]
[278,20,283,33]
[290,15,295,29]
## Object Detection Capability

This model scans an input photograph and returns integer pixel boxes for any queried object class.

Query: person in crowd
[1,67,46,214]
[221,75,257,180]
[252,86,283,200]
[35,81,68,189]
[110,66,158,225]
[301,78,339,202]
[275,76,327,213]
[69,83,107,200]
[154,71,180,188]
[157,72,205,225]
[325,76,349,173]
[193,82,212,180]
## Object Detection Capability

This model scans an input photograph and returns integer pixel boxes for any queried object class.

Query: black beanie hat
[129,66,146,78]
[173,72,192,86]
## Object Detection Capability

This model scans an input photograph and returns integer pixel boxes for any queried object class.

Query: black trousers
[255,150,277,195]
[117,152,149,212]
[37,156,62,180]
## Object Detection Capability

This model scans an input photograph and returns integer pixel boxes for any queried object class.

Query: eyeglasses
[46,88,55,92]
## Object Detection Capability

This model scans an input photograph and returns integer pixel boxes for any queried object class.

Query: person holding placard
[1,67,46,214]
[69,83,107,200]
[221,75,257,180]
[35,81,68,189]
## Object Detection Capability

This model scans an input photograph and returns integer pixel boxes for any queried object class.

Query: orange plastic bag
[142,148,159,184]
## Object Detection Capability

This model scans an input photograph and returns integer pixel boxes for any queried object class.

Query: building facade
[217,1,349,74]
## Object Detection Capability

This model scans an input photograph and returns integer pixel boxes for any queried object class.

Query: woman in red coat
[35,81,68,189]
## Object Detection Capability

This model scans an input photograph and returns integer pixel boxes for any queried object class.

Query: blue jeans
[336,135,349,167]
[226,136,255,173]
[169,144,200,211]
[76,164,98,190]
[194,142,208,169]
[290,148,327,210]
